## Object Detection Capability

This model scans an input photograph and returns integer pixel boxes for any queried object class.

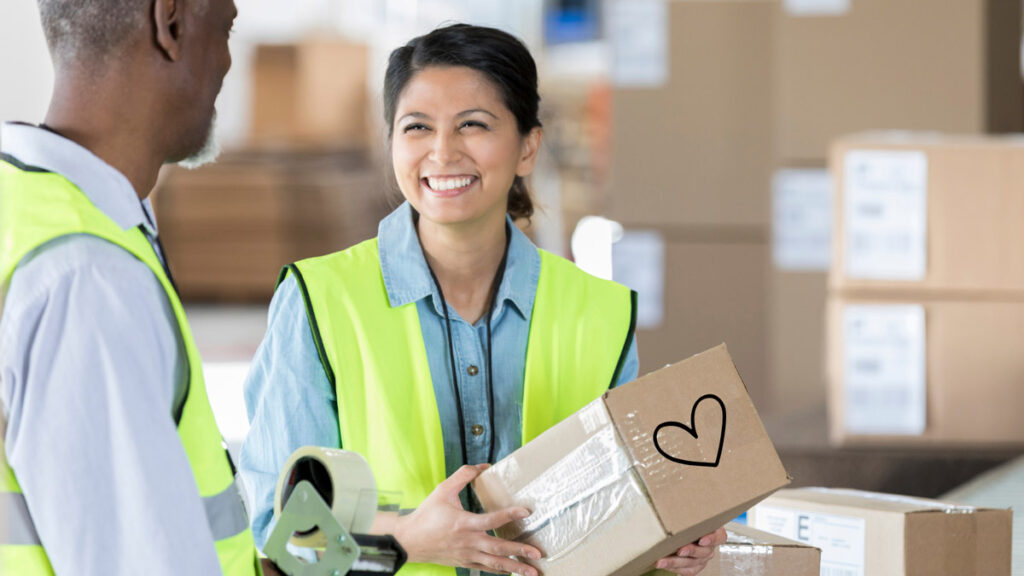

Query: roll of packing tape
[273,446,377,547]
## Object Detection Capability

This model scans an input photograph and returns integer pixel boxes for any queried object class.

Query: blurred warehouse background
[4,0,1024,570]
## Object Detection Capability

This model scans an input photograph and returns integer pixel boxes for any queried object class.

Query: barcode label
[842,304,927,435]
[750,505,866,576]
[843,150,928,280]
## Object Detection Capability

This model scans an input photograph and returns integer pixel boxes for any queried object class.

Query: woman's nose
[429,132,462,164]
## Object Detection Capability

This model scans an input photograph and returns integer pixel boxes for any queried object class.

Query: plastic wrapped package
[479,402,665,576]
[473,345,791,576]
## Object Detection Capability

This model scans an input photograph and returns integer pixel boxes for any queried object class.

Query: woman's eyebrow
[456,108,499,119]
[398,112,432,123]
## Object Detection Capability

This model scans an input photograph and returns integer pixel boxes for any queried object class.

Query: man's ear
[153,0,182,62]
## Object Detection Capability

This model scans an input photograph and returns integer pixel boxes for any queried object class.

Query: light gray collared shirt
[0,122,223,574]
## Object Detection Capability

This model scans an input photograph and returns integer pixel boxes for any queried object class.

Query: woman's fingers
[476,532,542,561]
[467,505,532,532]
[468,553,539,576]
[437,464,484,499]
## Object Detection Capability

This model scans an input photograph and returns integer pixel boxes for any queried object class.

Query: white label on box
[772,168,833,271]
[784,0,851,16]
[843,150,928,280]
[607,0,668,88]
[612,230,665,329]
[842,304,927,435]
[751,506,866,576]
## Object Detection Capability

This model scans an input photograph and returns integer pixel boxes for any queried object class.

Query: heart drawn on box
[653,394,727,468]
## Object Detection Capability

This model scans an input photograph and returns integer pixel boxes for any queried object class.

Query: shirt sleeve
[240,273,341,551]
[0,236,221,575]
[612,334,640,388]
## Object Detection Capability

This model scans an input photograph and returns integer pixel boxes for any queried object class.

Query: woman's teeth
[427,176,473,191]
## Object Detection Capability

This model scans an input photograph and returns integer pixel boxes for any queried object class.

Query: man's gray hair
[37,0,206,64]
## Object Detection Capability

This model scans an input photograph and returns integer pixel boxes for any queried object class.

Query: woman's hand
[394,464,543,576]
[653,526,728,575]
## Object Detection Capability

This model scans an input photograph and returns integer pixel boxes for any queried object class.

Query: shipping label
[612,230,665,329]
[772,168,832,271]
[843,149,928,280]
[784,0,851,16]
[842,304,927,435]
[607,0,668,88]
[751,505,866,576]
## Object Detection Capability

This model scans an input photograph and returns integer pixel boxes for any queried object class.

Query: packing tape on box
[273,446,377,547]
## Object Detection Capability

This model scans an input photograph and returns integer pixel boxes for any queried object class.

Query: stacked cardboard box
[768,0,1024,417]
[606,0,775,407]
[250,37,370,147]
[748,487,1012,575]
[827,133,1024,446]
[474,345,789,576]
[153,148,392,301]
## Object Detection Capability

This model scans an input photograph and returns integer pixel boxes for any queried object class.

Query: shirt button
[471,424,485,436]
[467,365,479,376]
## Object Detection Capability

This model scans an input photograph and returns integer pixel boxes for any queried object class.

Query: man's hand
[394,464,543,576]
[653,526,728,575]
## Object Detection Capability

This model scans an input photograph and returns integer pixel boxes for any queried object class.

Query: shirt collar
[377,202,540,322]
[0,122,155,234]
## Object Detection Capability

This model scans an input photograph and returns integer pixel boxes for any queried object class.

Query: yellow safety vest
[0,155,261,575]
[284,237,636,576]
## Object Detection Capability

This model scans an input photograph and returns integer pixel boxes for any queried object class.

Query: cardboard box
[612,229,770,408]
[608,0,774,227]
[251,38,369,145]
[652,522,820,576]
[830,133,1024,294]
[826,294,1024,446]
[768,269,827,414]
[776,0,1023,163]
[768,166,830,413]
[748,487,1013,575]
[473,345,789,576]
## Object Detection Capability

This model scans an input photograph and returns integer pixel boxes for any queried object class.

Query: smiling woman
[240,22,725,576]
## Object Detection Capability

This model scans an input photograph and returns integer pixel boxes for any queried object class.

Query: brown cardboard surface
[827,295,1024,447]
[749,488,1012,576]
[251,39,369,145]
[608,0,774,227]
[830,133,1024,294]
[776,0,1023,163]
[651,521,820,576]
[473,345,789,576]
[631,232,770,408]
[767,269,827,413]
[606,345,788,535]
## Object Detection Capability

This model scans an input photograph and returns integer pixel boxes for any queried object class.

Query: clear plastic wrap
[484,404,665,576]
[715,529,775,575]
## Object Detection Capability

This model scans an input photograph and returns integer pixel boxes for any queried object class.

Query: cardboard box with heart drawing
[472,344,790,576]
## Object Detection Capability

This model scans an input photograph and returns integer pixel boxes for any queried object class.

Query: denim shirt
[240,201,639,554]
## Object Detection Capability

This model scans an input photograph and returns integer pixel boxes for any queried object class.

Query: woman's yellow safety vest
[0,156,261,575]
[283,237,636,576]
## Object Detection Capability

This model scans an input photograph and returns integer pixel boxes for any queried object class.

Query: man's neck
[44,69,164,201]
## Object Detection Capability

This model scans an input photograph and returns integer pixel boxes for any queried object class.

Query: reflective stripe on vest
[2,477,249,545]
[285,238,635,576]
[0,159,260,575]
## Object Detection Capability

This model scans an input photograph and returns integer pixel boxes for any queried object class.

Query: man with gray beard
[0,0,270,574]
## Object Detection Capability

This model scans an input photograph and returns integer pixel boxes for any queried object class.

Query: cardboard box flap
[905,508,1013,575]
[604,344,788,534]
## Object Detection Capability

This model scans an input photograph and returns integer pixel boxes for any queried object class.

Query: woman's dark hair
[384,23,542,222]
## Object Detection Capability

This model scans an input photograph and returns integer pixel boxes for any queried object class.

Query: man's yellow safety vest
[0,155,261,575]
[283,236,636,576]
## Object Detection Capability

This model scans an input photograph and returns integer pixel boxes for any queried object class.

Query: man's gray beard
[178,115,221,170]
